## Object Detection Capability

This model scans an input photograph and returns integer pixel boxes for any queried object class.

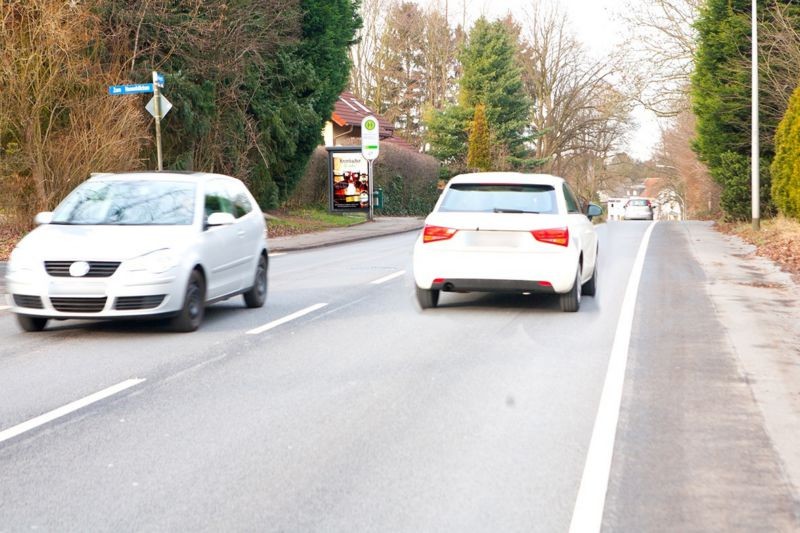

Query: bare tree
[519,2,632,192]
[619,0,701,118]
[0,0,148,225]
[349,0,392,102]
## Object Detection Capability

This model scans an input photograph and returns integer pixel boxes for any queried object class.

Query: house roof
[332,91,394,138]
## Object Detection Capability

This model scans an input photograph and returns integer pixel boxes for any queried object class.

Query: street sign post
[361,116,380,221]
[107,72,168,170]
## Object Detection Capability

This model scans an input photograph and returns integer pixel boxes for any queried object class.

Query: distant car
[412,172,601,312]
[623,198,654,220]
[5,171,268,332]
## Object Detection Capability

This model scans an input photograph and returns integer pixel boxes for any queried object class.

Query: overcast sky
[422,0,661,160]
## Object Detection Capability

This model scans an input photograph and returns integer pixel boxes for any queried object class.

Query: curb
[269,224,422,253]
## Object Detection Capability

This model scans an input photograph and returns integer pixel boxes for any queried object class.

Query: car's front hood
[14,224,196,261]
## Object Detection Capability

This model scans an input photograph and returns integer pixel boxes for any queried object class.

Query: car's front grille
[114,295,165,311]
[50,297,107,313]
[13,294,44,309]
[45,261,121,278]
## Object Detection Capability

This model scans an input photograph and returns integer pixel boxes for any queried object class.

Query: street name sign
[108,84,154,96]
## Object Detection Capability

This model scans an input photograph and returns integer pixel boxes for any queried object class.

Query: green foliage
[425,17,532,170]
[467,104,491,171]
[771,81,800,218]
[691,0,773,219]
[713,152,774,221]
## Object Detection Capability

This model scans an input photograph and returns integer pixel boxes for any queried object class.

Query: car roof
[448,172,566,187]
[87,171,240,184]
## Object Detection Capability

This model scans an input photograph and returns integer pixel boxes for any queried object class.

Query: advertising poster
[330,151,370,212]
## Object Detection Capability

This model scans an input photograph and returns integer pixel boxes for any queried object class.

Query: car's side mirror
[34,212,53,225]
[206,212,236,228]
[586,203,603,220]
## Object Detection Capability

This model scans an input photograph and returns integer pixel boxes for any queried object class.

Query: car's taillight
[423,225,458,243]
[532,227,569,247]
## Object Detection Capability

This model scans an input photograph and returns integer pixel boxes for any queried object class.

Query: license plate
[465,231,521,247]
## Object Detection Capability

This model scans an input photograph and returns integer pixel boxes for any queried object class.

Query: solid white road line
[0,378,146,444]
[0,306,10,311]
[370,270,406,285]
[246,303,328,335]
[269,252,287,257]
[569,221,657,533]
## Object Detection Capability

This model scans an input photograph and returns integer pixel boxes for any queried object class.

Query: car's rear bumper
[413,245,578,293]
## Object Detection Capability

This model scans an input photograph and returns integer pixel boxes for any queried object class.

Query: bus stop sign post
[361,116,380,222]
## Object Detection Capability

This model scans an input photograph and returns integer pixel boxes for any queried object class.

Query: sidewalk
[268,216,424,253]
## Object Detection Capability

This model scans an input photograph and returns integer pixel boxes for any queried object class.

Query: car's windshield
[439,184,557,214]
[51,180,196,225]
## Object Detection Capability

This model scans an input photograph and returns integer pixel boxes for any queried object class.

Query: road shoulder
[687,221,800,500]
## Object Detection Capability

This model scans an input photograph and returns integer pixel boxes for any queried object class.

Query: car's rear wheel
[416,286,439,309]
[560,265,582,312]
[243,254,268,308]
[170,269,205,332]
[17,315,48,332]
[582,255,598,297]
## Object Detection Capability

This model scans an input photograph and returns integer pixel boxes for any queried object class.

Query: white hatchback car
[5,171,268,332]
[412,172,601,312]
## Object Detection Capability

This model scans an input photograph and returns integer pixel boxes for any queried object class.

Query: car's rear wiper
[492,208,540,214]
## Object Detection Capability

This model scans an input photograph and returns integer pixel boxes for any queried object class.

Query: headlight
[7,246,37,274]
[122,249,179,275]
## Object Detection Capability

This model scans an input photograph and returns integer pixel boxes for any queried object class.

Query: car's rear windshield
[628,199,650,206]
[439,184,558,214]
[51,180,196,225]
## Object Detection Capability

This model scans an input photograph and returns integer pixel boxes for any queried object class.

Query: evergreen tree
[467,104,491,171]
[771,81,800,218]
[426,17,533,170]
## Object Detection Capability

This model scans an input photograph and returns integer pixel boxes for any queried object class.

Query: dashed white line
[0,305,10,311]
[0,378,146,444]
[246,303,328,335]
[269,252,287,257]
[370,270,406,285]
[569,221,657,533]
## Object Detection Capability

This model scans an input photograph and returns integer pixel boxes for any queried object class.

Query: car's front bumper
[5,269,185,320]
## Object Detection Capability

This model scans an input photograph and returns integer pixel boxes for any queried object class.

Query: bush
[771,82,800,219]
[288,143,441,215]
[713,152,774,221]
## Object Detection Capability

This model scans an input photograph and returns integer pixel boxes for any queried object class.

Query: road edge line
[569,221,657,532]
[0,378,146,444]
[370,270,406,285]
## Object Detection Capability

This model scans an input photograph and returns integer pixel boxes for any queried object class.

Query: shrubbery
[771,82,800,219]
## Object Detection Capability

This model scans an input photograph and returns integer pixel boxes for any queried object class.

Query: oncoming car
[5,171,268,332]
[623,198,654,220]
[412,172,601,312]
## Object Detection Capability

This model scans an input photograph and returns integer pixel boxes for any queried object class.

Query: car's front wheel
[170,269,205,332]
[560,265,582,312]
[416,286,439,309]
[17,314,48,332]
[243,254,268,308]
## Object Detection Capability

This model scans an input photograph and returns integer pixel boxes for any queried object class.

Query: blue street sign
[108,84,154,95]
[155,73,165,88]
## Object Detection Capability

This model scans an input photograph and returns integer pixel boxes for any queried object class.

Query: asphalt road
[0,222,798,531]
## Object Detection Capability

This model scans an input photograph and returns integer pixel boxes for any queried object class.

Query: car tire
[243,254,268,309]
[170,269,205,332]
[416,286,439,309]
[17,315,48,332]
[582,255,598,297]
[560,265,582,312]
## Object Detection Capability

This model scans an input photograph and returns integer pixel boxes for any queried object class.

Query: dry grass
[720,216,800,282]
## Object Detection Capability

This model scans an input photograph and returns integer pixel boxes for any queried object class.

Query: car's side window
[563,184,580,214]
[204,181,234,219]
[228,183,253,219]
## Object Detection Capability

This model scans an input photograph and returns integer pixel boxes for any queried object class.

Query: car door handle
[237,230,246,238]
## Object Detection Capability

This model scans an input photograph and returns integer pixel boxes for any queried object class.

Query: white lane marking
[246,303,328,335]
[569,221,657,533]
[0,378,146,444]
[269,252,287,257]
[370,270,406,285]
[0,305,10,311]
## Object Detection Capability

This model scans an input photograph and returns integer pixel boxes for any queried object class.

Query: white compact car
[412,172,601,312]
[5,171,268,332]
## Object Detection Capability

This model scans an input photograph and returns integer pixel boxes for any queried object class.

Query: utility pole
[751,1,760,231]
